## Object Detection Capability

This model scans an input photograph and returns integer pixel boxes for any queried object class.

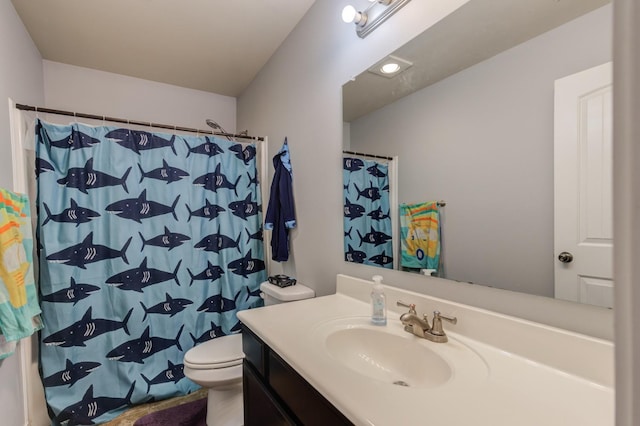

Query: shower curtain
[343,157,392,269]
[35,119,266,424]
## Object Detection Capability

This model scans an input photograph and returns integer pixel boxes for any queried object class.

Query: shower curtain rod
[342,150,392,161]
[15,103,265,142]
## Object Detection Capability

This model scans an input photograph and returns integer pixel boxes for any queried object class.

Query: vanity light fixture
[341,5,366,26]
[342,0,412,38]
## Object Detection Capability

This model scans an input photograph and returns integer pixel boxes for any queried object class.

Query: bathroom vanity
[241,326,351,425]
[237,274,613,425]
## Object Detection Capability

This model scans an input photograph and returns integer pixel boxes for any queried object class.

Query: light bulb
[342,5,357,23]
[380,63,401,74]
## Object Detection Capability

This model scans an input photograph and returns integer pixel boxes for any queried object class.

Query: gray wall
[0,2,44,425]
[349,5,612,297]
[43,61,236,131]
[237,0,613,340]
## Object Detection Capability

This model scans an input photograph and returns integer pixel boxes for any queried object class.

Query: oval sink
[312,317,489,389]
[325,327,452,388]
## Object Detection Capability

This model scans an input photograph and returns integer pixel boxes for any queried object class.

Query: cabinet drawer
[242,325,265,376]
[268,351,352,426]
[243,362,295,426]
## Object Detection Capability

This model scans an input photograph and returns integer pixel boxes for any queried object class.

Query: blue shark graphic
[354,182,382,202]
[367,164,387,178]
[367,206,390,221]
[57,159,131,194]
[369,251,393,267]
[106,325,184,364]
[194,226,242,254]
[106,258,181,292]
[105,190,180,222]
[245,229,263,244]
[138,160,189,184]
[185,137,223,158]
[140,293,192,321]
[357,227,393,247]
[344,198,366,220]
[228,193,259,220]
[193,163,241,196]
[343,158,365,172]
[41,277,100,305]
[186,200,225,222]
[56,382,136,425]
[187,261,224,286]
[344,226,352,239]
[196,290,241,314]
[345,244,367,263]
[140,361,185,393]
[227,249,266,278]
[230,321,242,333]
[189,321,225,344]
[244,285,261,302]
[43,307,132,347]
[106,129,177,155]
[42,199,101,227]
[36,158,54,176]
[46,232,131,269]
[247,171,259,187]
[47,128,101,151]
[139,226,190,250]
[229,144,256,164]
[43,359,101,388]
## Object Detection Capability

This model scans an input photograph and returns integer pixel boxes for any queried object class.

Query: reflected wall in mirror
[342,0,613,307]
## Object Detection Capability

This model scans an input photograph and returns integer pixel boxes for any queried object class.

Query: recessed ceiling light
[367,55,413,79]
[380,63,401,74]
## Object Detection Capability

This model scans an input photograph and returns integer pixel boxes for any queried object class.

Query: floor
[102,388,208,425]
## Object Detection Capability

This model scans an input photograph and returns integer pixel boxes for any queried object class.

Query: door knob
[558,252,574,263]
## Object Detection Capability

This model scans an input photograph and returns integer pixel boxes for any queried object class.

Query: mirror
[342,0,613,307]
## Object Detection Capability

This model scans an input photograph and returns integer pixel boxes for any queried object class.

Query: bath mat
[133,397,207,426]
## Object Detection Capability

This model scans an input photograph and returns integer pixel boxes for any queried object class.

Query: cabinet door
[269,351,352,426]
[243,363,295,426]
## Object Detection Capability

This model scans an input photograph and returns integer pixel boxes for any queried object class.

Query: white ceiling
[11,0,316,97]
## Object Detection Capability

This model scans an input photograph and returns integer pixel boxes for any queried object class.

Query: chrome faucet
[397,301,457,343]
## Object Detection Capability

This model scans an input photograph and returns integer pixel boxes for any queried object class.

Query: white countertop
[237,275,613,426]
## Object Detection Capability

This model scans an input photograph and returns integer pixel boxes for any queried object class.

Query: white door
[554,62,613,308]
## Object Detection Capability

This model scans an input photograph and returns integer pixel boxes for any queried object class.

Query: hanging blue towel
[265,138,296,261]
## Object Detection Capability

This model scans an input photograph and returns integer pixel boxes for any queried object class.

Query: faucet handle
[430,311,457,336]
[397,300,417,314]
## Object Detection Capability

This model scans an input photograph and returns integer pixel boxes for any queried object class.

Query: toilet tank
[260,281,315,305]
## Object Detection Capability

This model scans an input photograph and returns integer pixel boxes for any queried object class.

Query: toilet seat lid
[184,334,244,369]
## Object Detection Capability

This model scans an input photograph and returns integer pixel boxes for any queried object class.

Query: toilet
[183,281,315,426]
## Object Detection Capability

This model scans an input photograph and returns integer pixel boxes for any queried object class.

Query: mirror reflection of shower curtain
[343,157,393,269]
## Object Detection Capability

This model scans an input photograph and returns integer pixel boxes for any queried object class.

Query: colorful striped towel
[400,201,440,270]
[0,188,42,359]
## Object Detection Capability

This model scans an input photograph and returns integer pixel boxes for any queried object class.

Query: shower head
[205,119,225,132]
[205,119,233,140]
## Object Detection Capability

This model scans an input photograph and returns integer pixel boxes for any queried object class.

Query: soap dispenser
[371,275,387,326]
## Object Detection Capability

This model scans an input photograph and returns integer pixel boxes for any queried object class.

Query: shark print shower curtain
[343,157,393,269]
[35,119,266,424]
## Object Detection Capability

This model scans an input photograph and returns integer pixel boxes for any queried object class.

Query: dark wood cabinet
[243,362,294,426]
[242,325,353,426]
